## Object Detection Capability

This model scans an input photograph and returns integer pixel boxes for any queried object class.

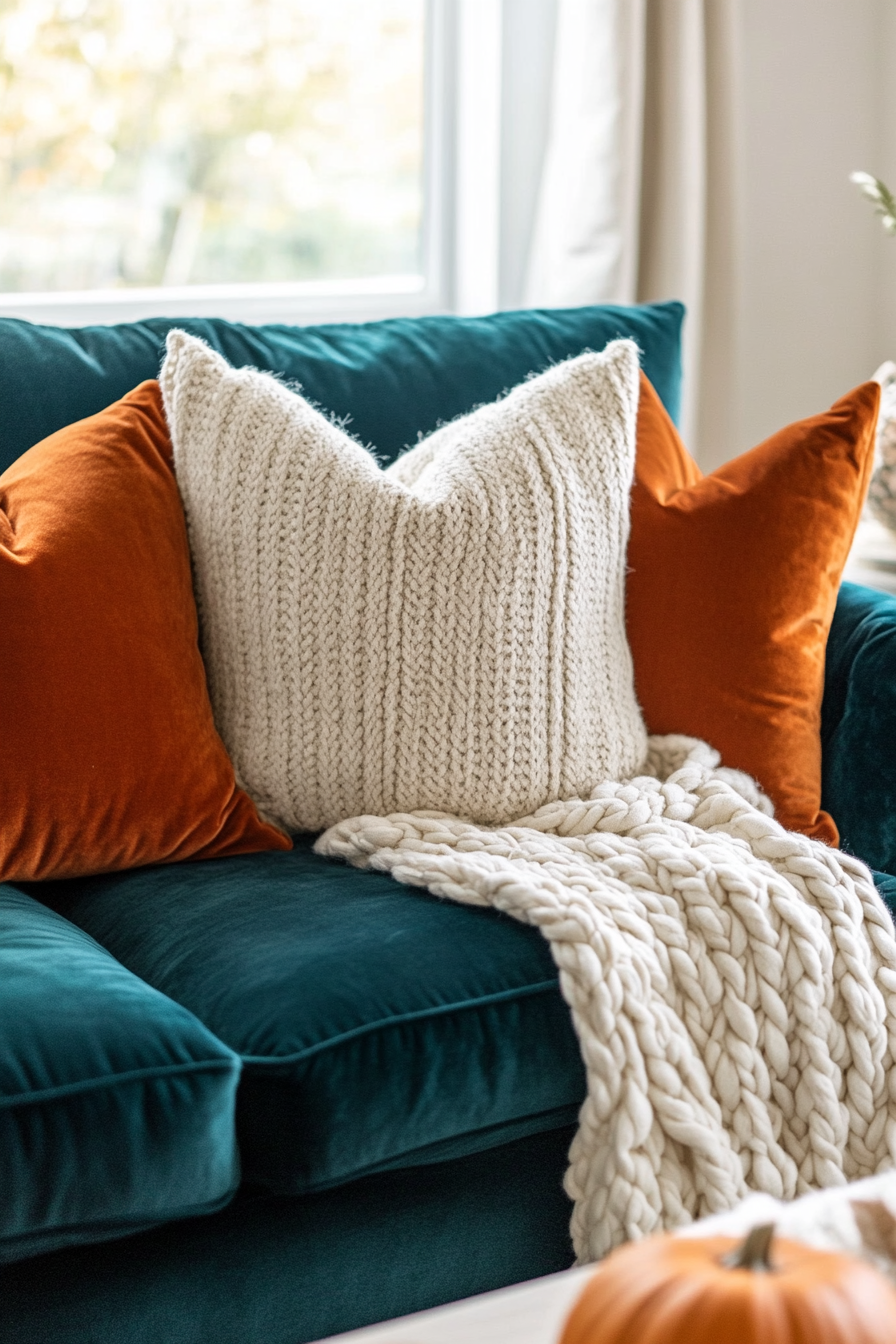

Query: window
[0,0,521,326]
[0,0,460,324]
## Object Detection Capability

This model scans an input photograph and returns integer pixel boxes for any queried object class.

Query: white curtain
[524,0,740,468]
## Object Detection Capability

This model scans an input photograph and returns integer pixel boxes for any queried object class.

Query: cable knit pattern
[161,331,647,832]
[317,736,896,1264]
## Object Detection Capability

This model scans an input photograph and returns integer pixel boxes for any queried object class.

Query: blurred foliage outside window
[0,0,425,292]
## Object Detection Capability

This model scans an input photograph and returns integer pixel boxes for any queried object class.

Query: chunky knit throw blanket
[317,736,896,1263]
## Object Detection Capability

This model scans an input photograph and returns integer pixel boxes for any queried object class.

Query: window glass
[0,0,425,293]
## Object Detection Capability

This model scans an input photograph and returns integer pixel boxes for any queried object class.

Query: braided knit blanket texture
[317,735,896,1263]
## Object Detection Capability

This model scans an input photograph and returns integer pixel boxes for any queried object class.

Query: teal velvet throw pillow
[0,886,242,1264]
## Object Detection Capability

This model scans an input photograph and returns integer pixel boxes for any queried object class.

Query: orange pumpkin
[560,1224,896,1344]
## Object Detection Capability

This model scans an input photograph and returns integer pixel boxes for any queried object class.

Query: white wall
[733,0,895,453]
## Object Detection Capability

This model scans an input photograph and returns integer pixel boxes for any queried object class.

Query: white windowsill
[0,274,442,329]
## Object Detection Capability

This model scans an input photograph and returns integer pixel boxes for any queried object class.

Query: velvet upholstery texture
[823,582,896,877]
[39,838,585,1196]
[0,302,683,475]
[0,886,241,1265]
[627,374,878,842]
[0,381,289,881]
[41,842,896,1202]
[0,1125,576,1344]
[874,870,896,912]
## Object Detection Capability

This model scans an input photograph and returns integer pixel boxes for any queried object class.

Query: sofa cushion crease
[234,976,565,1067]
[0,1058,235,1109]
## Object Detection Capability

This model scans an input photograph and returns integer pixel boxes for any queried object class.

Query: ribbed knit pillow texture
[161,330,647,832]
[628,372,879,843]
[0,381,290,882]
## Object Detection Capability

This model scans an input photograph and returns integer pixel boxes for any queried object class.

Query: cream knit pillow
[161,331,647,832]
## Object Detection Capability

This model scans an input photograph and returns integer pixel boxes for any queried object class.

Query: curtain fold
[525,0,740,467]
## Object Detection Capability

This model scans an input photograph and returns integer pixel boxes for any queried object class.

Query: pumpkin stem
[723,1223,776,1272]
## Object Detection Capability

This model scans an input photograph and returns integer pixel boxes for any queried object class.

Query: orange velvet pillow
[0,380,291,881]
[627,373,879,843]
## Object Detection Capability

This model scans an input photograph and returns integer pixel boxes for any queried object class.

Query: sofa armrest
[823,581,896,876]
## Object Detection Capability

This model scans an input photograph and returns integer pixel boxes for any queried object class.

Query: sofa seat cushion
[41,839,586,1196]
[0,887,241,1265]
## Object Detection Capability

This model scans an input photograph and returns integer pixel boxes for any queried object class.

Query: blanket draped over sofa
[319,735,896,1263]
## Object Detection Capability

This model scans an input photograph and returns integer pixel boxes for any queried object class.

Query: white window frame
[0,0,504,329]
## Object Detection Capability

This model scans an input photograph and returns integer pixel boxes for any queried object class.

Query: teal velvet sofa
[2,302,896,1344]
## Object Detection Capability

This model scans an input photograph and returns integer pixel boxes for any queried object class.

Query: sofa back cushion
[823,582,896,875]
[0,302,684,475]
[0,885,241,1264]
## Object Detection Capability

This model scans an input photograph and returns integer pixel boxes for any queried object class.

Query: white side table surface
[314,1265,595,1344]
